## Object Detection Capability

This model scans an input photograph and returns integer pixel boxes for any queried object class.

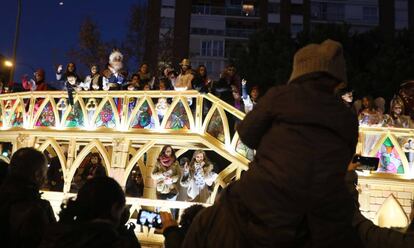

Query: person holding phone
[183,40,362,248]
[159,205,206,248]
[346,158,414,248]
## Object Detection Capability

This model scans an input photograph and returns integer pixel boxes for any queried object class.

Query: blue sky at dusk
[0,0,145,82]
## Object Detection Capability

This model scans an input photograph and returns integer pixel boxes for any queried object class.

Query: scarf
[159,155,173,168]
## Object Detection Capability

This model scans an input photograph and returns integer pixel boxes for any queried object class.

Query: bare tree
[157,28,174,74]
[67,17,112,70]
[124,3,147,69]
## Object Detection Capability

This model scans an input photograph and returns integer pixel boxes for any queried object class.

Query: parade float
[0,90,412,244]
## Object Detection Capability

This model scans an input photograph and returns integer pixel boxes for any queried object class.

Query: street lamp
[3,59,35,72]
[9,0,22,83]
[4,60,13,68]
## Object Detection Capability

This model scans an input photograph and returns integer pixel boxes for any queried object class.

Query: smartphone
[352,155,379,171]
[137,209,162,229]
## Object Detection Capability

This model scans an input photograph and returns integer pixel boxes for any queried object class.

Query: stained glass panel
[130,101,154,129]
[11,103,24,127]
[127,98,138,116]
[376,137,404,174]
[113,98,123,117]
[207,109,225,143]
[235,139,254,161]
[165,102,190,130]
[95,101,116,128]
[35,102,55,127]
[65,101,84,128]
[33,98,45,118]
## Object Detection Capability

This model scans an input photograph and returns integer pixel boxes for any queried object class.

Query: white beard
[110,62,123,72]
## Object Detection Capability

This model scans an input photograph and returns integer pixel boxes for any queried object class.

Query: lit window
[201,40,224,57]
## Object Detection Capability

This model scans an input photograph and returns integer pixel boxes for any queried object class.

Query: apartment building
[143,0,411,79]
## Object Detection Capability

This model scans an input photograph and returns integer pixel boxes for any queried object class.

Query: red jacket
[22,77,48,91]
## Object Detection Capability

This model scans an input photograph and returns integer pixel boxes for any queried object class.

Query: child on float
[182,150,218,202]
[177,157,190,202]
[155,79,172,122]
[241,79,260,113]
[81,64,102,90]
[151,145,181,201]
[56,62,79,83]
[65,73,82,106]
[124,73,141,91]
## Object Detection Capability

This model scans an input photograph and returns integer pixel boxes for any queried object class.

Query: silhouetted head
[89,153,102,165]
[139,63,149,74]
[179,204,205,234]
[9,147,47,187]
[197,65,207,78]
[59,177,126,227]
[66,62,76,73]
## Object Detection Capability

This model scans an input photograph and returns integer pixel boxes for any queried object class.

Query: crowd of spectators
[338,87,414,128]
[2,49,414,130]
[0,50,261,115]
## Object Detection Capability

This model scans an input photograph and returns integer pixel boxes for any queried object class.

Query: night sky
[0,0,144,82]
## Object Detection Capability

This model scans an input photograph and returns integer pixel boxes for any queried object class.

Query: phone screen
[137,210,162,229]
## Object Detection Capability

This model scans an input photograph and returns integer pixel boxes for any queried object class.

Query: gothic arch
[37,138,68,179]
[68,139,112,182]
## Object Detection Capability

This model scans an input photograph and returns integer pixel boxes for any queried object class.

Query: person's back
[0,160,8,185]
[40,177,140,248]
[183,40,362,248]
[0,148,56,248]
[237,80,358,207]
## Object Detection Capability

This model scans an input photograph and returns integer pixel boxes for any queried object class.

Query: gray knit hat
[288,39,347,84]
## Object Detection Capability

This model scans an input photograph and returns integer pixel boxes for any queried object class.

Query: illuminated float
[0,90,250,245]
[0,90,413,244]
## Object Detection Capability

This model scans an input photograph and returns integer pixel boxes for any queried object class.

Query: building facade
[145,0,409,79]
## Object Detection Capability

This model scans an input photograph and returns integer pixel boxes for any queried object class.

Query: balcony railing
[192,4,259,17]
[225,28,255,38]
[190,27,255,38]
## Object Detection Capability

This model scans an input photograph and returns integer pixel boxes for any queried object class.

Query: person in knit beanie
[182,40,362,248]
[22,68,48,91]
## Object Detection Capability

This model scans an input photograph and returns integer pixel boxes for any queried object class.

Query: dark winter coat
[39,220,140,248]
[163,226,185,248]
[183,79,362,247]
[0,175,56,248]
[47,156,64,191]
[348,171,414,248]
[353,209,414,248]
